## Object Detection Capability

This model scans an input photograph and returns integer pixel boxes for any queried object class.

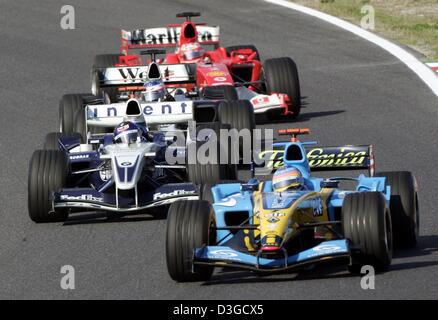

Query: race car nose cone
[260,235,283,251]
[261,245,282,252]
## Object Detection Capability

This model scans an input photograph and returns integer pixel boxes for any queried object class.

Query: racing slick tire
[166,200,216,282]
[217,100,255,163]
[187,124,238,185]
[28,150,68,223]
[73,109,87,143]
[225,44,260,61]
[217,99,255,134]
[375,171,419,248]
[44,132,62,150]
[342,192,393,273]
[202,85,238,100]
[91,54,123,102]
[263,57,301,118]
[59,94,84,134]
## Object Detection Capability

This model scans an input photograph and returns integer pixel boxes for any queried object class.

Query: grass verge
[290,0,438,60]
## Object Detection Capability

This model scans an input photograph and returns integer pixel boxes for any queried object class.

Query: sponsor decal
[215,197,237,207]
[264,211,286,218]
[207,70,226,77]
[208,249,241,261]
[251,96,270,105]
[60,194,103,202]
[258,146,369,170]
[267,216,279,223]
[92,102,190,118]
[209,250,238,257]
[213,76,227,82]
[117,124,130,132]
[69,154,89,160]
[307,148,367,168]
[305,243,345,258]
[117,67,148,81]
[126,27,217,45]
[153,189,195,200]
[270,197,291,209]
[313,244,342,252]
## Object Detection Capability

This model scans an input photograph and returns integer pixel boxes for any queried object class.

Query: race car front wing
[193,240,350,272]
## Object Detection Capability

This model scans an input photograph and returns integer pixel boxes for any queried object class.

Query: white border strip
[264,0,438,97]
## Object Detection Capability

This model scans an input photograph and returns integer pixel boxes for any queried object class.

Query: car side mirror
[320,179,339,188]
[241,180,259,192]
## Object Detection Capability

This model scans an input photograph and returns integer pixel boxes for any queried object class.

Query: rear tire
[44,132,62,150]
[59,94,84,134]
[375,171,419,248]
[91,54,123,102]
[343,192,392,272]
[187,136,237,185]
[28,150,68,223]
[73,109,87,143]
[263,57,301,117]
[166,200,216,282]
[218,100,255,137]
[217,100,255,163]
[202,85,238,100]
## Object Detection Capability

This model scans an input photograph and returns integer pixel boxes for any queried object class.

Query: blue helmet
[143,79,166,102]
[113,121,142,144]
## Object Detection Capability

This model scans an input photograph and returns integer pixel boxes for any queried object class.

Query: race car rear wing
[95,63,196,87]
[257,144,375,176]
[86,100,194,127]
[120,25,220,52]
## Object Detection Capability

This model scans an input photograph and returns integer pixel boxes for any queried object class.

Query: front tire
[376,171,419,248]
[28,150,68,223]
[263,57,301,117]
[166,200,216,282]
[343,192,392,272]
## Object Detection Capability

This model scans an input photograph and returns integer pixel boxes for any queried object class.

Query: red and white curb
[426,62,438,75]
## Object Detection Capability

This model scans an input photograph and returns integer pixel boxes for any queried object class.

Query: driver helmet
[178,42,205,61]
[272,166,304,192]
[113,121,142,145]
[142,79,166,102]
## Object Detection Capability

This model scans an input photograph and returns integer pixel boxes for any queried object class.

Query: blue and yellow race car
[165,129,419,282]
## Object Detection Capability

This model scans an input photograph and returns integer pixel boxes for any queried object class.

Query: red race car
[91,12,301,119]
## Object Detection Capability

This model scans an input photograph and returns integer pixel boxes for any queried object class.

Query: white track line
[264,0,438,97]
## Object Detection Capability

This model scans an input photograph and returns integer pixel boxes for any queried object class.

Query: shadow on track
[255,109,345,125]
[202,235,438,285]
[202,263,356,286]
[62,208,167,226]
[390,235,438,271]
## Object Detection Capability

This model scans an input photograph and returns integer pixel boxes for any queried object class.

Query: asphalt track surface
[0,0,437,299]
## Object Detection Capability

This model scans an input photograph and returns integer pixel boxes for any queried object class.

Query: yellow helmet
[272,166,303,192]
